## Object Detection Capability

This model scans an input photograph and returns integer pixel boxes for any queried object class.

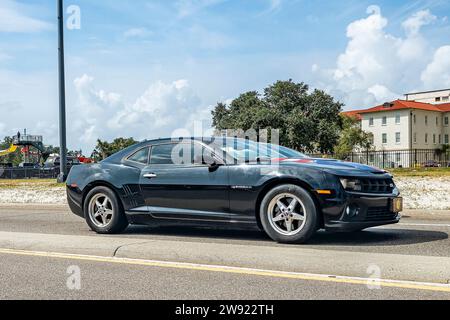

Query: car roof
[140,137,230,144]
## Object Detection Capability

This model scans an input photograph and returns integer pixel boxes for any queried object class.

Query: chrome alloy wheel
[267,193,307,236]
[88,193,114,228]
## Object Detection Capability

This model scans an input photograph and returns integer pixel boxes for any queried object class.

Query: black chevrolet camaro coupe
[66,137,402,244]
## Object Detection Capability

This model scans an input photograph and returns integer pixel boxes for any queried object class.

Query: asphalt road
[0,204,450,300]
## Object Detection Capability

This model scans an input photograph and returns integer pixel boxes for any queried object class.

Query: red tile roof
[341,110,362,120]
[344,100,450,118]
[436,103,450,112]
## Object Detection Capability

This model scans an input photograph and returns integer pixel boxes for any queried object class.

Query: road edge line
[1,247,450,293]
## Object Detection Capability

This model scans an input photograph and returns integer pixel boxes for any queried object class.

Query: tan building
[404,88,450,104]
[343,89,450,168]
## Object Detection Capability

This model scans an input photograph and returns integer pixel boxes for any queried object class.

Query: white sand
[395,176,450,210]
[0,187,67,205]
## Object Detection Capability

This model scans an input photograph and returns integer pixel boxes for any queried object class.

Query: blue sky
[1,0,450,153]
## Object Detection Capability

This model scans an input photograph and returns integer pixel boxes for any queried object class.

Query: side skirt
[125,206,257,226]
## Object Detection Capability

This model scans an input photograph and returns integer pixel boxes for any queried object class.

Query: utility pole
[57,0,68,182]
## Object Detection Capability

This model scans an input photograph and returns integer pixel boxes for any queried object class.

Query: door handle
[143,173,157,179]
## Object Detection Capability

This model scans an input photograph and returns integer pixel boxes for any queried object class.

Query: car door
[139,141,230,222]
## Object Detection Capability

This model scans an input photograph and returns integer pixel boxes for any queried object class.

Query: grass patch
[389,167,450,177]
[0,179,65,189]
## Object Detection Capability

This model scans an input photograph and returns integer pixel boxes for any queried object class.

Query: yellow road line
[0,248,450,293]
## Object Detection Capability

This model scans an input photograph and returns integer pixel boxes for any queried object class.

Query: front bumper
[320,192,401,232]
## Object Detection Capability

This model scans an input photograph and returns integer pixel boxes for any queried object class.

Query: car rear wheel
[260,184,318,244]
[84,186,128,234]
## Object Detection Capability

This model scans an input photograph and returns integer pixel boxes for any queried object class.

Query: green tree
[91,137,138,161]
[333,115,373,160]
[211,80,343,153]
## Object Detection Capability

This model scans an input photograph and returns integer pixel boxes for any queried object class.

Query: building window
[445,134,450,145]
[433,134,436,144]
[414,133,417,144]
[425,133,428,144]
[382,116,387,126]
[396,132,401,144]
[436,97,441,102]
[382,133,387,144]
[425,116,428,125]
[445,117,449,126]
[396,153,401,162]
[369,117,374,126]
[395,114,401,124]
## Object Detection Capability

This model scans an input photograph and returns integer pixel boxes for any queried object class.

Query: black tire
[259,184,318,244]
[83,186,128,234]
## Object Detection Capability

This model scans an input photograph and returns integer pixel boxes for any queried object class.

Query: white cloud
[0,51,12,62]
[0,0,51,33]
[312,6,448,109]
[72,74,125,145]
[267,0,282,12]
[188,25,235,50]
[175,0,225,18]
[123,27,153,39]
[72,75,211,149]
[258,0,282,15]
[367,84,398,102]
[402,9,436,37]
[421,45,450,88]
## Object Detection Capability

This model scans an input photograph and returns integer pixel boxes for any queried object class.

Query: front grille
[365,206,398,222]
[360,178,394,194]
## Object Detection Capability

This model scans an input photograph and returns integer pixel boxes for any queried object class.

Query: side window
[150,142,218,166]
[128,147,150,164]
[150,143,195,165]
[192,143,217,165]
[150,144,177,165]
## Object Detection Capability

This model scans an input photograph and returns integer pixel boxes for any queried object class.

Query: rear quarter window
[127,147,150,164]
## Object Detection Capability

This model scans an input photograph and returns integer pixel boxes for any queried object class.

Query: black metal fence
[0,168,60,179]
[309,149,450,169]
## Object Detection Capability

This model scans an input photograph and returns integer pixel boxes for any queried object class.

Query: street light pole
[57,0,68,182]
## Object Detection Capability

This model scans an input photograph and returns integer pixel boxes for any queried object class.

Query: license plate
[392,197,403,213]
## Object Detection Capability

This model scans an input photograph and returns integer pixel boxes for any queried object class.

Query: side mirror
[194,154,224,172]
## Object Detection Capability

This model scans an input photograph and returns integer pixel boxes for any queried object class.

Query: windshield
[277,145,307,158]
[212,138,306,163]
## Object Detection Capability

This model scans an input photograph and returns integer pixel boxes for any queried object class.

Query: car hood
[279,158,390,177]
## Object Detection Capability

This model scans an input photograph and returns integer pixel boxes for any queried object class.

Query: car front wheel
[84,186,129,234]
[260,184,318,244]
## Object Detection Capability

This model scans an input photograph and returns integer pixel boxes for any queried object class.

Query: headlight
[340,178,363,192]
